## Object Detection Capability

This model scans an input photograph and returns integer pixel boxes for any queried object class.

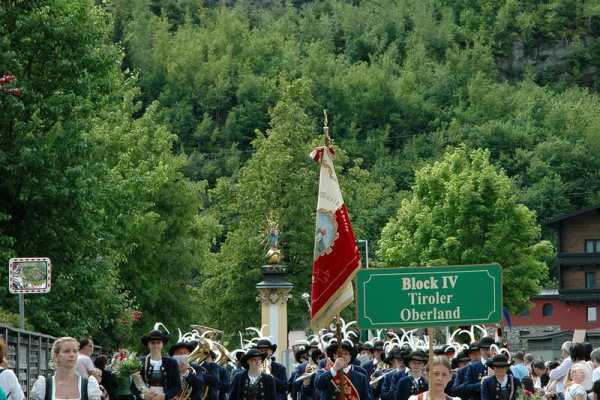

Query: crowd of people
[2,327,600,400]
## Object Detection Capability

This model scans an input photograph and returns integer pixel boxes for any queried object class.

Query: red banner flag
[310,145,361,329]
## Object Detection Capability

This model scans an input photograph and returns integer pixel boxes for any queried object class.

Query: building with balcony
[508,205,600,355]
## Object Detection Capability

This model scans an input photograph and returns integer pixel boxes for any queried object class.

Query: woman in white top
[408,356,460,400]
[0,338,25,400]
[31,337,101,400]
[564,363,588,400]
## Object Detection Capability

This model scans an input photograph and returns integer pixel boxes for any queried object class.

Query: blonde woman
[408,356,460,400]
[31,337,101,400]
[0,338,25,400]
[564,363,588,400]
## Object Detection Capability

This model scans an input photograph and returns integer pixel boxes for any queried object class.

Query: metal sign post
[8,257,52,329]
[18,294,24,330]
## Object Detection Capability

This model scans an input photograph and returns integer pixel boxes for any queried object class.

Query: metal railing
[0,324,55,398]
[0,324,102,399]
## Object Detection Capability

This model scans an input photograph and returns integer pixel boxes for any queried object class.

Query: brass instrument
[189,338,213,364]
[173,338,212,400]
[261,356,272,375]
[369,368,395,387]
[294,357,318,383]
[368,360,389,387]
[173,367,196,400]
[208,339,236,367]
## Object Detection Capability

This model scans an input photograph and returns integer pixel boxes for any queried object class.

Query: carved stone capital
[256,288,292,305]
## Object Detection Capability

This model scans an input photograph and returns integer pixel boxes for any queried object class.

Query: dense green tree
[0,0,130,338]
[377,147,553,313]
[0,0,217,345]
[195,80,387,332]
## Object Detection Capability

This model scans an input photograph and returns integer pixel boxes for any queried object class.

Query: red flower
[523,389,533,397]
[0,74,16,85]
[131,310,142,321]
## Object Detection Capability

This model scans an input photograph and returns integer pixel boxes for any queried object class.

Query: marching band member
[314,339,371,400]
[255,339,287,400]
[446,351,469,396]
[481,355,521,400]
[394,350,428,400]
[217,360,230,400]
[450,343,479,398]
[288,344,309,400]
[362,341,385,379]
[380,347,410,400]
[131,328,181,400]
[168,341,205,400]
[297,348,325,400]
[370,346,395,400]
[229,348,276,400]
[460,336,494,400]
[198,349,222,400]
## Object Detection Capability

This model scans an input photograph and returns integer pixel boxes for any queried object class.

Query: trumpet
[369,369,396,387]
[369,360,390,388]
[294,358,318,383]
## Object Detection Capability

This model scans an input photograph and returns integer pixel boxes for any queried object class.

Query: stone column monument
[256,219,293,363]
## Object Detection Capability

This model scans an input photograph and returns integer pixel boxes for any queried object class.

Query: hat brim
[326,343,357,362]
[141,335,170,346]
[168,343,194,356]
[241,351,268,369]
[256,344,277,353]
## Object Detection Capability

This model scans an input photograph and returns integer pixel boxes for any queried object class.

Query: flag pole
[335,315,347,400]
[323,110,332,147]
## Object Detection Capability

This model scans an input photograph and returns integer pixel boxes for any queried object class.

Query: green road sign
[357,264,502,329]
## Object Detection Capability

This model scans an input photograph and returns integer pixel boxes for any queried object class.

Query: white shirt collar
[497,375,508,387]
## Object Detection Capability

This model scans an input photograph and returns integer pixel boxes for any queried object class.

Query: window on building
[587,307,597,322]
[542,303,553,317]
[586,272,596,289]
[519,309,530,317]
[585,240,600,253]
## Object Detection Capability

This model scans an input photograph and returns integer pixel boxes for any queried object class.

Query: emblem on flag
[314,209,338,258]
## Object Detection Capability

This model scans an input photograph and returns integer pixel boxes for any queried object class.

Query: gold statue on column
[263,215,283,265]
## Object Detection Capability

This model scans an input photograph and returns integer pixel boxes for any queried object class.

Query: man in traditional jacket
[255,339,288,400]
[315,339,371,400]
[481,355,521,400]
[461,336,495,400]
[380,347,410,400]
[229,349,276,400]
[393,350,428,400]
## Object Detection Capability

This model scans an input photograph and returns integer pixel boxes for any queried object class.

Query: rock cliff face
[497,36,600,87]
